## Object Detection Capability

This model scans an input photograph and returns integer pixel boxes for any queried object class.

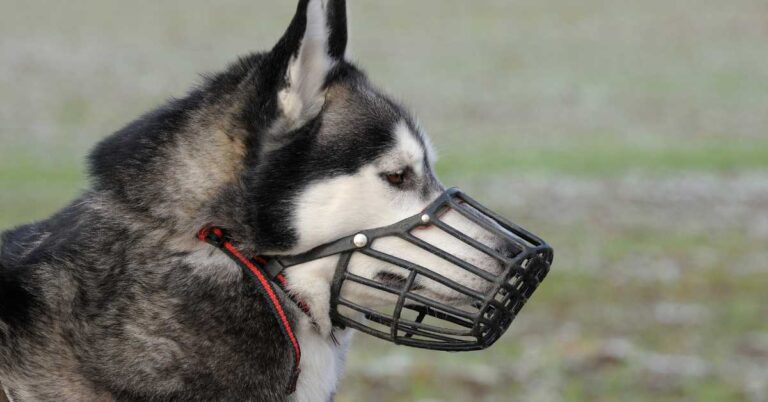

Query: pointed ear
[271,0,348,129]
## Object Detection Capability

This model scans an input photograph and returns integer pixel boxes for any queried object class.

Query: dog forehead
[376,121,428,172]
[321,81,430,164]
[322,82,400,134]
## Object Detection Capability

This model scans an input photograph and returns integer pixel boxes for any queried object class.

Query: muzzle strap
[196,226,302,395]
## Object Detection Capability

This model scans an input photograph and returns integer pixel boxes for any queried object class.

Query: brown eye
[385,172,405,186]
[382,167,413,187]
[383,169,408,186]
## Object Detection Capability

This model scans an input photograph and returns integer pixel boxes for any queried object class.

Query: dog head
[242,0,525,334]
[89,0,527,336]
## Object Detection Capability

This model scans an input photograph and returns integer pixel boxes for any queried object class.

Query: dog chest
[291,320,353,402]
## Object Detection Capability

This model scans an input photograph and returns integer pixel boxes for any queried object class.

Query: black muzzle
[267,188,552,351]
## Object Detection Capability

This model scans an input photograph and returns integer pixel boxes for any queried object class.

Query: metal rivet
[353,233,368,248]
[420,214,431,224]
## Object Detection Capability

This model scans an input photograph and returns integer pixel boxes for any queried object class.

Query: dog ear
[270,0,348,130]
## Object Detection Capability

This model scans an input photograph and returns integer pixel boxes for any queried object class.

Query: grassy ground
[1,1,767,401]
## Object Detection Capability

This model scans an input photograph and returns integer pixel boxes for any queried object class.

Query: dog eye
[382,169,408,186]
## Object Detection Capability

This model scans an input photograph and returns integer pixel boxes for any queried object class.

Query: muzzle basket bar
[267,188,553,351]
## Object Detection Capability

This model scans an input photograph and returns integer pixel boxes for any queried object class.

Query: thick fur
[0,1,508,401]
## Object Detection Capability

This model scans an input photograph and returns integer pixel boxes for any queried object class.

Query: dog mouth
[375,271,424,291]
[267,187,551,351]
[375,271,484,306]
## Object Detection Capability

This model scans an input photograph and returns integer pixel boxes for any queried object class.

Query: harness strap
[197,226,301,395]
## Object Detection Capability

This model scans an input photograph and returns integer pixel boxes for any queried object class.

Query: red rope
[221,242,302,362]
[197,226,301,394]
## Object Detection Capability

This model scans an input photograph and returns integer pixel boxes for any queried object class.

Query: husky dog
[0,1,526,401]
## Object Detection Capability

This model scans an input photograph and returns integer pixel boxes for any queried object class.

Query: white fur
[284,256,337,335]
[393,121,427,176]
[290,319,353,402]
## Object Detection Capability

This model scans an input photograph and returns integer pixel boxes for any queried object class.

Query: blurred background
[1,1,767,401]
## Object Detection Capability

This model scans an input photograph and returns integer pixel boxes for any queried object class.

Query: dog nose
[497,240,523,260]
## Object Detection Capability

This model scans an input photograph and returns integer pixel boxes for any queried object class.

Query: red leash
[197,226,301,394]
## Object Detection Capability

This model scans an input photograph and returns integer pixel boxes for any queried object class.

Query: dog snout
[479,240,522,277]
[496,240,523,261]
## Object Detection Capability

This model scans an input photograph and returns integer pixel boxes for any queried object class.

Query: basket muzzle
[268,187,553,351]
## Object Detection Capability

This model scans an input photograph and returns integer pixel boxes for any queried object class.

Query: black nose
[497,241,523,260]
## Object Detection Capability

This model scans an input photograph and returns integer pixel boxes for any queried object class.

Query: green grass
[0,151,85,227]
[437,137,768,178]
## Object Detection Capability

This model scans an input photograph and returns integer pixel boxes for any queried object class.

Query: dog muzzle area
[267,188,553,352]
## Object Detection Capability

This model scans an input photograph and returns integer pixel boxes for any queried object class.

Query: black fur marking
[375,271,408,289]
[327,0,348,59]
[376,271,424,291]
[271,0,310,62]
